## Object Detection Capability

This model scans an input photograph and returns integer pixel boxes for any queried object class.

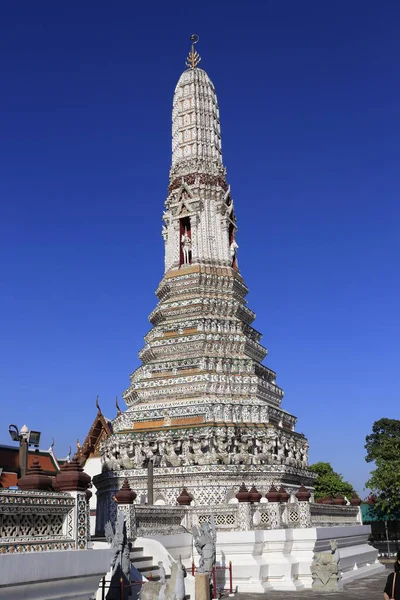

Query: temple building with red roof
[75,398,114,534]
[0,444,60,488]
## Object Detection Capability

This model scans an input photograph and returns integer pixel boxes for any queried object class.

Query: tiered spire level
[97,38,313,509]
[172,60,222,170]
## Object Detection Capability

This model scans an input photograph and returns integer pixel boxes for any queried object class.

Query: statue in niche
[286,444,296,466]
[191,437,209,466]
[107,441,121,471]
[156,440,167,467]
[232,438,249,465]
[143,440,156,463]
[252,440,263,465]
[213,404,223,421]
[162,224,168,242]
[181,228,192,265]
[127,441,136,461]
[251,406,260,422]
[223,404,233,421]
[311,540,341,592]
[181,439,194,466]
[242,406,250,421]
[230,239,239,267]
[102,446,114,471]
[232,404,242,422]
[261,436,274,464]
[273,435,284,463]
[260,405,269,423]
[201,439,218,465]
[134,445,145,468]
[120,445,134,470]
[301,442,309,464]
[216,432,231,465]
[164,441,182,467]
[191,437,203,464]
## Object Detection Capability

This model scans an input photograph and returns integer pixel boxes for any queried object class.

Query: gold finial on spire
[186,34,201,69]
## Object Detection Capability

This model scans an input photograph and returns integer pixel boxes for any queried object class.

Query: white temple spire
[161,39,237,272]
[171,36,223,176]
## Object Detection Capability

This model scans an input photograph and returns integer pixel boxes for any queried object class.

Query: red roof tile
[0,446,59,477]
[0,472,17,488]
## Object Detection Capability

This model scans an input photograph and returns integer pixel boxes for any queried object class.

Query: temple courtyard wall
[0,488,111,600]
[0,549,111,600]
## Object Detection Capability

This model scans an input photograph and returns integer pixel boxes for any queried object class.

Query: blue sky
[0,2,399,495]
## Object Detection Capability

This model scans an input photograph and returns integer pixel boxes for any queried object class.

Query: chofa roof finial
[186,34,201,69]
[95,394,101,415]
[116,396,121,416]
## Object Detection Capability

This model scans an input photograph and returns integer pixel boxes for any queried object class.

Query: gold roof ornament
[186,34,201,69]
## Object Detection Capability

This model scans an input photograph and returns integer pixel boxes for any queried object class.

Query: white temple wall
[148,525,383,592]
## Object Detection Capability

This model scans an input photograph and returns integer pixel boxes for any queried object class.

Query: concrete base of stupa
[94,421,317,536]
[138,526,383,592]
[93,462,316,536]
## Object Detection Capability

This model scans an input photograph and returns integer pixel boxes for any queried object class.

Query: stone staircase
[130,547,189,599]
[130,546,170,582]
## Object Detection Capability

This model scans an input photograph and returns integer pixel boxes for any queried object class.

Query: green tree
[365,418,400,518]
[308,462,356,501]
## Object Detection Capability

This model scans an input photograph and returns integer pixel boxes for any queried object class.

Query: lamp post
[8,424,41,479]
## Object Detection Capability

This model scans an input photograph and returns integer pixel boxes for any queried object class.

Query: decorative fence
[0,489,90,553]
[309,503,361,527]
[185,504,240,531]
[184,502,303,531]
[118,500,361,538]
[118,503,186,538]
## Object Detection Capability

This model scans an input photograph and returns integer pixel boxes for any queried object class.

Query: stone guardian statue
[192,520,216,581]
[104,512,131,599]
[311,539,342,592]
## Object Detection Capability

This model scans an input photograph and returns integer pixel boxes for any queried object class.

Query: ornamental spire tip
[186,34,201,69]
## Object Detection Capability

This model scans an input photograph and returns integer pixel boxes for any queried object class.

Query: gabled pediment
[80,410,113,463]
[175,179,196,216]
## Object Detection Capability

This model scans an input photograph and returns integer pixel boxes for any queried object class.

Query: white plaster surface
[84,455,102,535]
[0,548,111,600]
[150,525,384,593]
[134,536,196,600]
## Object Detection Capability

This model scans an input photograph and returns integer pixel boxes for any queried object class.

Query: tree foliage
[365,418,400,462]
[365,418,400,518]
[308,461,356,500]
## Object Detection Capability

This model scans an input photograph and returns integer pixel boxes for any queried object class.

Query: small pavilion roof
[78,400,113,465]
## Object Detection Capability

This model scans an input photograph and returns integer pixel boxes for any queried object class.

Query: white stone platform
[146,525,383,592]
